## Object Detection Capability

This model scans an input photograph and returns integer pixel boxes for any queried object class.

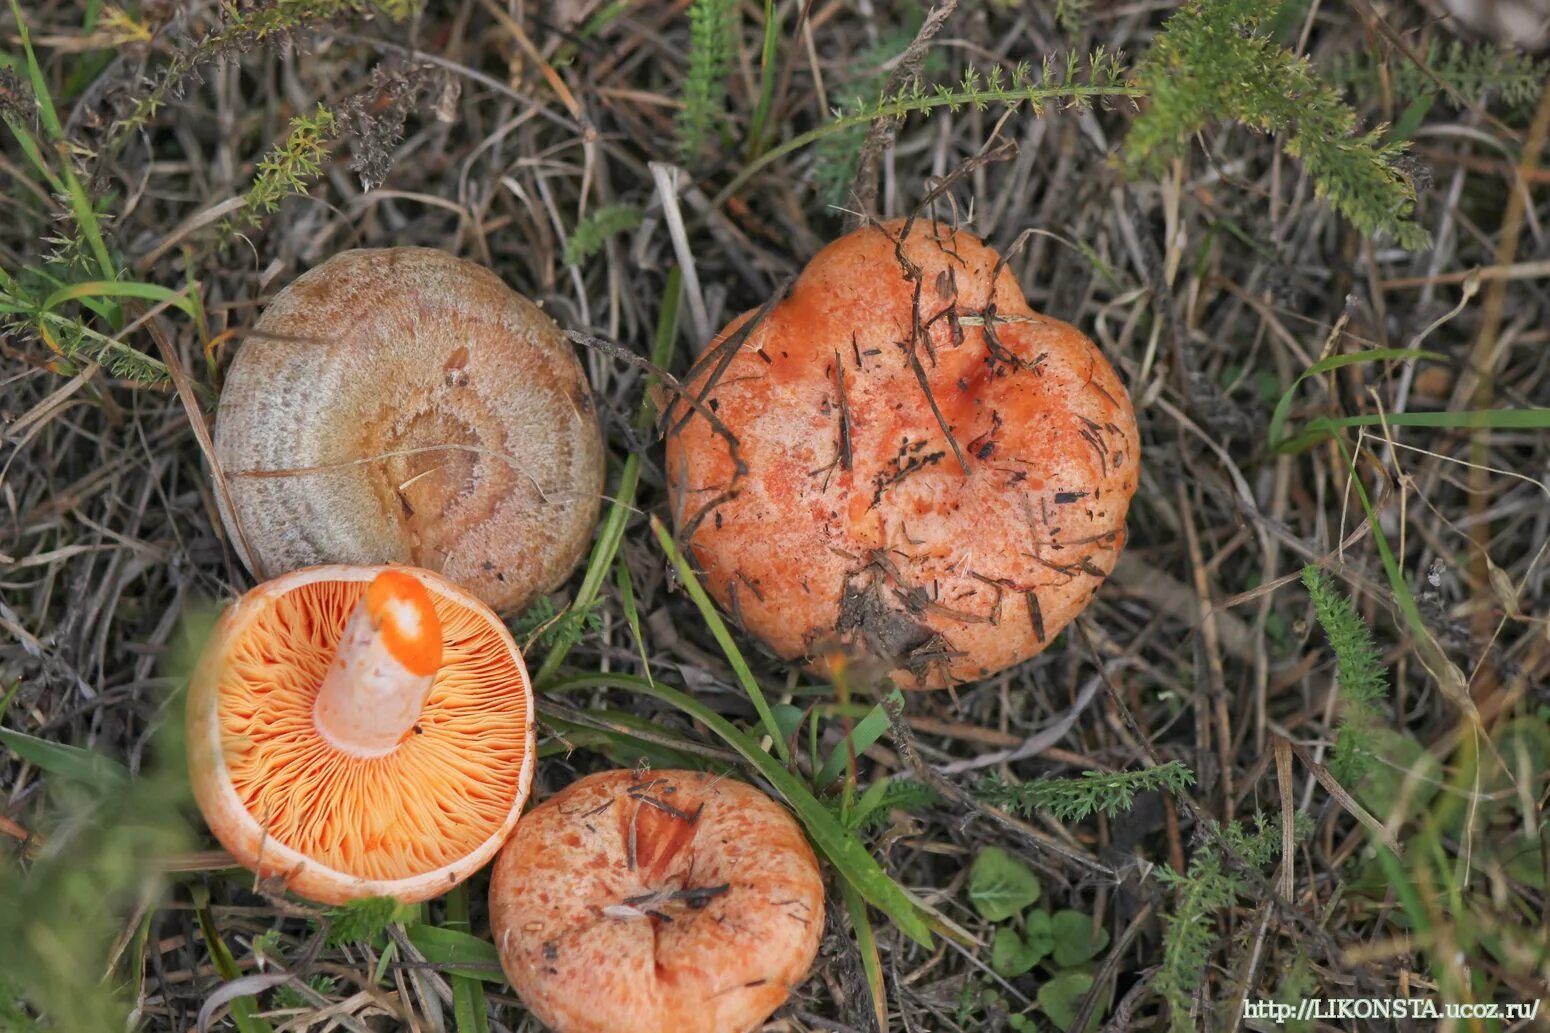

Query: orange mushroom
[214,247,605,615]
[489,769,824,1033]
[187,565,534,904]
[664,219,1140,689]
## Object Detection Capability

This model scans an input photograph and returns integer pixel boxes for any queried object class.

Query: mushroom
[214,247,605,614]
[489,769,824,1033]
[187,564,535,904]
[664,219,1139,689]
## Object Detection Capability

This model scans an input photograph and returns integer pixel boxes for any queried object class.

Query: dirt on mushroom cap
[489,769,824,1033]
[664,219,1141,688]
[187,565,534,903]
[214,247,605,615]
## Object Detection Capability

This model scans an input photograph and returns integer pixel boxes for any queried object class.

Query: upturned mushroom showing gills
[664,219,1140,689]
[214,247,605,615]
[489,769,824,1033]
[187,565,534,904]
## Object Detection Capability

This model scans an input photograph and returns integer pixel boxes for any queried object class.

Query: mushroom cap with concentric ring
[214,247,605,615]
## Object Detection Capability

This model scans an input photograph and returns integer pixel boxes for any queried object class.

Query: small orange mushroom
[489,769,824,1033]
[214,247,605,615]
[187,565,534,904]
[664,219,1140,688]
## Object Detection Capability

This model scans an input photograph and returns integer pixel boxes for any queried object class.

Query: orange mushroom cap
[489,769,824,1033]
[187,565,535,904]
[664,219,1140,688]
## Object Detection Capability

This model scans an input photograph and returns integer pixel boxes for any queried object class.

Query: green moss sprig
[1301,565,1389,784]
[977,761,1196,823]
[220,104,339,239]
[676,0,740,160]
[1127,0,1429,249]
[565,204,643,266]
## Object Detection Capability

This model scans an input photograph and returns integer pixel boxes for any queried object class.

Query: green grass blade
[745,0,781,161]
[443,885,492,1033]
[649,515,791,765]
[404,923,508,984]
[35,310,171,383]
[1374,844,1430,936]
[10,0,63,138]
[1277,408,1550,453]
[3,118,68,194]
[0,728,130,790]
[1322,435,1469,705]
[540,694,726,769]
[42,280,194,316]
[1266,347,1444,448]
[849,774,893,821]
[615,557,654,682]
[6,0,117,284]
[815,692,904,792]
[195,904,274,1033]
[57,166,118,283]
[534,267,680,686]
[837,875,889,1030]
[545,672,934,946]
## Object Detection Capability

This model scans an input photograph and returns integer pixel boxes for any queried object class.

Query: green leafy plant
[0,1,213,384]
[993,908,1055,977]
[968,846,1043,922]
[1301,565,1389,784]
[718,52,1138,206]
[1153,841,1240,1029]
[970,848,1113,1030]
[513,596,604,654]
[1050,909,1110,967]
[564,204,643,265]
[271,975,339,1011]
[1040,969,1108,1033]
[843,776,939,833]
[0,610,217,1028]
[1153,814,1310,1031]
[846,51,1128,127]
[1127,0,1429,249]
[992,906,1111,979]
[323,895,413,947]
[676,0,740,159]
[221,104,339,238]
[1330,40,1550,115]
[811,25,945,205]
[977,761,1196,822]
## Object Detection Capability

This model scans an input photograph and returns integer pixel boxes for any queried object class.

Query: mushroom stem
[313,570,443,758]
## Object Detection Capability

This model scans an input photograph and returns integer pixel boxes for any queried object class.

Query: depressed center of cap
[313,569,444,758]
